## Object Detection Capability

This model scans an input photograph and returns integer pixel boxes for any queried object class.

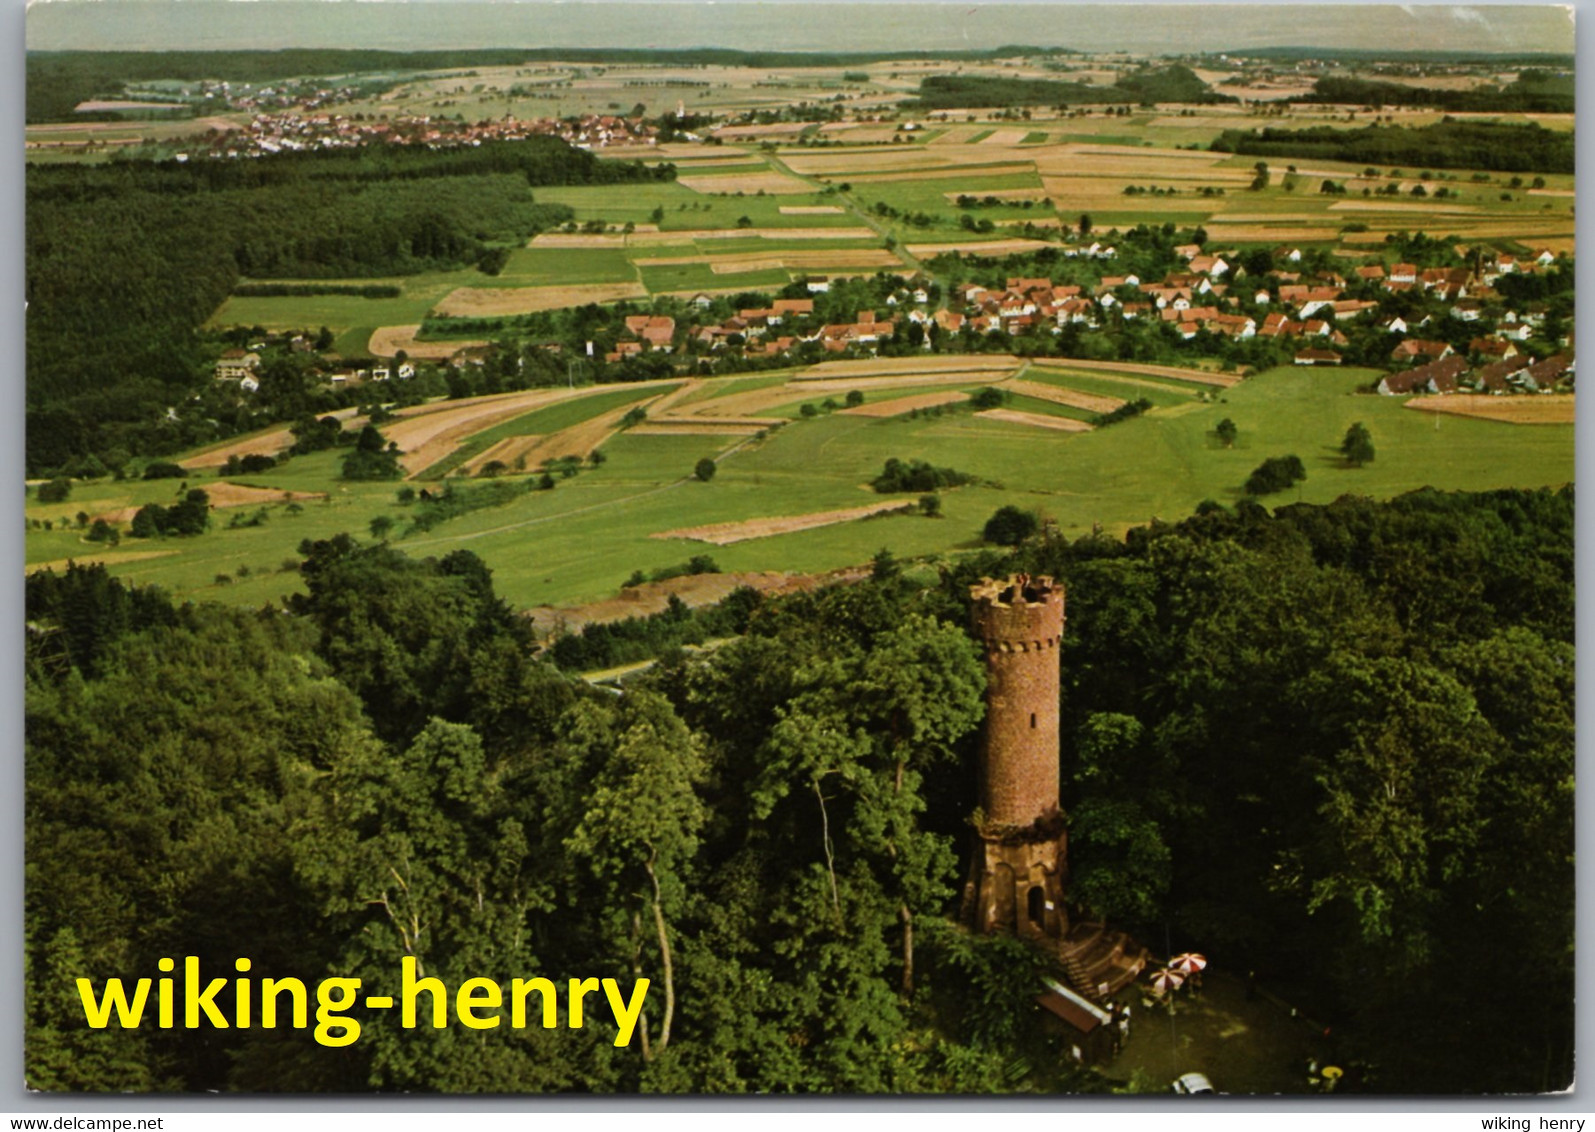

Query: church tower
[963,574,1072,941]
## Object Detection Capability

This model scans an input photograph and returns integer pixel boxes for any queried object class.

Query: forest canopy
[24,139,670,474]
[912,65,1234,109]
[25,487,1575,1095]
[1210,119,1574,174]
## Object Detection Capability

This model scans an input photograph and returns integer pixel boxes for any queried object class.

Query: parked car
[1171,1072,1217,1095]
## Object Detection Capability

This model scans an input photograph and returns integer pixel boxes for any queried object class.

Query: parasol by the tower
[1147,967,1186,994]
[1169,952,1207,975]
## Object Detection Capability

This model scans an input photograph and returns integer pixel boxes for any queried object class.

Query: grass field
[32,363,1573,612]
[195,99,1571,350]
[31,62,1575,617]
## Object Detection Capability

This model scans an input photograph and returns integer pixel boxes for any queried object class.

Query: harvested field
[1196,212,1325,223]
[980,129,1029,145]
[669,381,815,419]
[629,421,768,436]
[780,205,847,215]
[369,324,486,359]
[798,371,1021,394]
[1328,201,1485,215]
[643,379,705,418]
[839,390,969,417]
[1005,379,1124,415]
[1073,144,1230,161]
[975,408,1092,432]
[1031,153,1231,178]
[1030,358,1239,387]
[647,144,742,159]
[528,233,629,248]
[794,355,1020,380]
[462,399,645,474]
[1436,222,1576,239]
[676,171,813,195]
[844,164,1036,184]
[781,148,963,173]
[712,122,815,139]
[928,126,983,145]
[905,238,1054,256]
[93,482,326,524]
[817,126,900,143]
[627,226,877,245]
[1199,225,1342,243]
[632,249,902,271]
[652,499,916,545]
[434,282,647,317]
[392,390,595,474]
[1528,189,1577,198]
[382,380,676,475]
[664,157,766,169]
[1404,394,1574,424]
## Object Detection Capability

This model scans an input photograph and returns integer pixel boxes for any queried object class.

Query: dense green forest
[1294,71,1573,113]
[1212,120,1575,175]
[25,488,1574,1094]
[913,65,1234,109]
[25,140,671,475]
[26,45,1067,122]
[1210,119,1575,174]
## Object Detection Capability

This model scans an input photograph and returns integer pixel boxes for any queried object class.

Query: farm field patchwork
[40,362,1573,611]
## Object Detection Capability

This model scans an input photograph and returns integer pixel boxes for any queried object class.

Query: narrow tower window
[1030,712,1037,729]
[1027,886,1045,927]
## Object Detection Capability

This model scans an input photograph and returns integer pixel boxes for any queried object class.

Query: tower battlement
[969,574,1064,653]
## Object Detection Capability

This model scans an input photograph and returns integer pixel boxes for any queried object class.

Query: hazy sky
[23,2,1578,56]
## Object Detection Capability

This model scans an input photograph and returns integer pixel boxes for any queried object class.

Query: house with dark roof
[1378,355,1469,395]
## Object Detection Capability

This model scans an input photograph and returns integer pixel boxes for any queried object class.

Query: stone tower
[963,574,1072,941]
[962,573,1151,999]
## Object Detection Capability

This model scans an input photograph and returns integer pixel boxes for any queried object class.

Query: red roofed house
[1391,339,1454,363]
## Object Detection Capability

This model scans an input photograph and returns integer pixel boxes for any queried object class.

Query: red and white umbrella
[1170,953,1208,975]
[1147,968,1186,993]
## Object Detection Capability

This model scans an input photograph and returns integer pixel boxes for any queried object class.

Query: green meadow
[30,364,1574,612]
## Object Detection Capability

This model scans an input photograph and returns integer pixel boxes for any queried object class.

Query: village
[213,236,1574,402]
